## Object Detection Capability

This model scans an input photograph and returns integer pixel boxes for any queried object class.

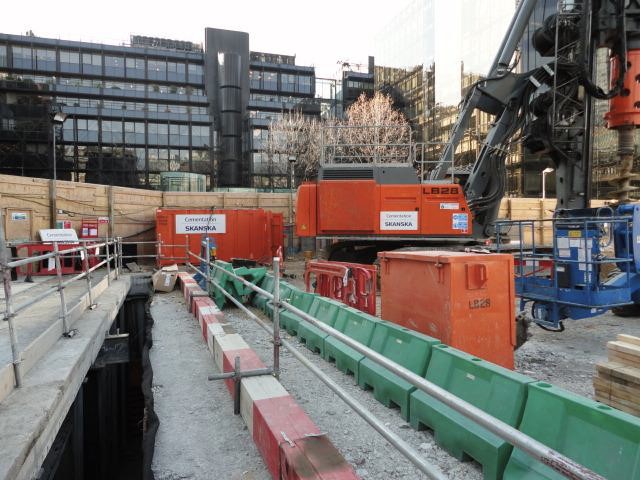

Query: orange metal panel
[318,180,377,233]
[605,49,640,128]
[377,184,421,234]
[420,184,471,236]
[302,180,472,237]
[295,183,317,237]
[379,250,515,369]
[156,208,283,266]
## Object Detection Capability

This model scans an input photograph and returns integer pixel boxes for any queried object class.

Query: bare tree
[334,92,411,164]
[265,92,409,181]
[265,110,327,182]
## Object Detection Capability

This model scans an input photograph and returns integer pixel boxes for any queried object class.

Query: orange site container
[378,250,516,369]
[156,208,284,266]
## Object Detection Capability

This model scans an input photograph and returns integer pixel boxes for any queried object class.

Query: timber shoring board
[594,335,640,416]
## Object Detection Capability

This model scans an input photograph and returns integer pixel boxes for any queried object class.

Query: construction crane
[297,0,640,328]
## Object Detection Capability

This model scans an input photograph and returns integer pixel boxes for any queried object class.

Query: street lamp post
[288,155,296,255]
[542,167,554,201]
[50,112,67,228]
[288,155,296,190]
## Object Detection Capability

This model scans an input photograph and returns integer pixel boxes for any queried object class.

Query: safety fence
[304,259,376,315]
[0,226,180,391]
[4,230,636,479]
[184,247,628,480]
[0,231,126,388]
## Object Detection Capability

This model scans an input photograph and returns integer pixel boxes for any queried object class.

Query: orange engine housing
[296,180,472,238]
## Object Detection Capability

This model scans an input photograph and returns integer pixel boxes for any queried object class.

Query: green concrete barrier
[410,344,533,480]
[358,322,439,421]
[279,290,317,334]
[296,298,343,355]
[503,382,640,480]
[232,266,267,298]
[209,277,640,480]
[264,281,295,317]
[323,309,380,382]
[282,296,325,336]
[210,261,236,308]
[252,274,275,310]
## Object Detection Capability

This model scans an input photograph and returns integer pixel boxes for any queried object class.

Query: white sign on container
[39,229,79,243]
[175,214,227,234]
[379,211,418,231]
[440,203,459,210]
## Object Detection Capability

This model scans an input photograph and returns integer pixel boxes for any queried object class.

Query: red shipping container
[156,208,284,266]
[378,250,516,369]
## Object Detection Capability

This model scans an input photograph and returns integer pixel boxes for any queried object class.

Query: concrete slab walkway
[150,289,269,480]
[0,275,130,480]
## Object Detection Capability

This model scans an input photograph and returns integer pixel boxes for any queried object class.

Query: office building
[0,28,325,190]
[374,0,517,180]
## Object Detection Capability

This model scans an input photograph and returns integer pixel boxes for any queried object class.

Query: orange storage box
[378,250,515,369]
[156,208,284,266]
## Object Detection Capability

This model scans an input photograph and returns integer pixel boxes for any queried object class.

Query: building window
[148,148,166,171]
[102,119,123,144]
[191,125,209,147]
[0,45,6,68]
[126,57,145,79]
[298,75,312,94]
[147,59,167,81]
[281,74,296,92]
[148,122,168,145]
[250,70,261,89]
[252,152,268,174]
[192,149,210,173]
[252,129,267,150]
[77,119,99,142]
[167,61,186,82]
[105,55,124,76]
[263,72,277,90]
[187,63,203,84]
[35,48,56,71]
[170,124,189,146]
[60,50,80,73]
[169,149,190,171]
[134,148,146,171]
[82,53,102,75]
[62,119,74,142]
[12,46,33,69]
[124,121,145,144]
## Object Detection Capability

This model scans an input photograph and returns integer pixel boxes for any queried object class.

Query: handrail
[205,259,604,480]
[0,215,125,389]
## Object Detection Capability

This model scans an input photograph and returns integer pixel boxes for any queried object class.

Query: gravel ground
[515,311,640,397]
[149,259,640,480]
[150,290,270,480]
[223,306,481,480]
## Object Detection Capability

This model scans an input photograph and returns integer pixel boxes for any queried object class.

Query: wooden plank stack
[594,334,640,416]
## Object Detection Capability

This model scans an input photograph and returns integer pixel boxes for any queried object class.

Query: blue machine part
[499,204,640,329]
[193,236,217,289]
[613,203,640,273]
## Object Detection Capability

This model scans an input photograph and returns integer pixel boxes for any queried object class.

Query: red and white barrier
[175,272,359,480]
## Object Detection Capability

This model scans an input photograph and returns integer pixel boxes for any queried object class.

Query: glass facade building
[0,29,328,189]
[374,0,517,180]
[0,34,211,189]
[246,51,319,188]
